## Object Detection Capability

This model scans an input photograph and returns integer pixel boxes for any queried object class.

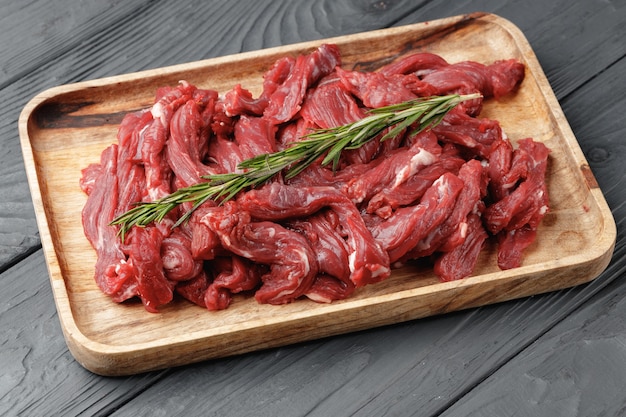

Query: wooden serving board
[18,13,616,376]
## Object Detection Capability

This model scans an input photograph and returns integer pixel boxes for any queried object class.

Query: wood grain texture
[0,0,152,88]
[2,0,626,415]
[439,253,626,417]
[0,249,169,417]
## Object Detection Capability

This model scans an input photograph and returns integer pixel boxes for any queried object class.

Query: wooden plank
[0,0,152,88]
[438,260,626,417]
[0,249,168,416]
[0,117,39,269]
[436,54,626,417]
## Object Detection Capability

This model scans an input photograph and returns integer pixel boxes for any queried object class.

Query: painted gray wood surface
[1,0,625,415]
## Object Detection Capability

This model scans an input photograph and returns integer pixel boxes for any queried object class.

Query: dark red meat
[167,99,217,187]
[81,145,139,302]
[201,202,318,305]
[161,229,203,281]
[484,138,550,235]
[290,210,355,303]
[222,84,267,117]
[422,59,525,99]
[80,45,547,312]
[496,225,538,270]
[238,182,390,287]
[432,107,504,158]
[263,44,341,124]
[234,115,277,159]
[127,226,174,312]
[369,172,464,262]
[204,256,263,310]
[343,142,440,204]
[300,76,366,129]
[366,145,465,216]
[409,159,486,259]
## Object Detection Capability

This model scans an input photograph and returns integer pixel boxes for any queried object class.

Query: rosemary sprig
[110,93,480,238]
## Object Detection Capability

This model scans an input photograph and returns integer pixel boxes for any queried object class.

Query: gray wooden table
[2,1,626,416]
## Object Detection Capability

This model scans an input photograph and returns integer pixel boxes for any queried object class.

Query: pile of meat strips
[80,44,550,312]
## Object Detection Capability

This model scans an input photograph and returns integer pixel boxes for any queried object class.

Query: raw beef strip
[305,275,354,304]
[204,256,263,310]
[333,201,391,287]
[237,182,390,287]
[494,137,546,201]
[275,117,319,149]
[378,52,449,77]
[486,137,515,201]
[261,56,296,98]
[366,145,465,216]
[175,271,210,307]
[201,202,318,305]
[79,162,101,195]
[485,179,536,235]
[432,107,504,158]
[369,172,464,263]
[207,134,244,174]
[151,82,196,125]
[144,83,201,193]
[222,84,266,117]
[343,142,439,204]
[290,210,351,281]
[299,75,366,129]
[141,119,173,200]
[422,59,525,99]
[433,213,488,281]
[484,139,550,235]
[335,66,420,108]
[289,210,355,302]
[484,138,550,269]
[234,115,278,159]
[263,44,341,124]
[237,182,348,220]
[222,55,295,117]
[188,204,222,260]
[81,145,138,302]
[410,159,486,259]
[210,109,236,137]
[126,226,174,312]
[116,109,152,164]
[115,113,150,217]
[496,225,537,270]
[167,99,217,187]
[161,229,204,281]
